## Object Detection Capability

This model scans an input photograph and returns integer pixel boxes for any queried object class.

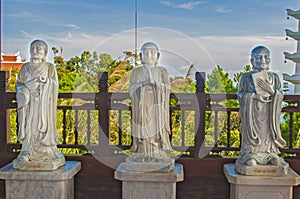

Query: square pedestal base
[224,164,300,199]
[0,161,81,199]
[114,162,184,199]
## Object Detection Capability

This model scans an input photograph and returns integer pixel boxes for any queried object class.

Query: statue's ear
[140,52,145,64]
[250,57,254,66]
[157,52,160,59]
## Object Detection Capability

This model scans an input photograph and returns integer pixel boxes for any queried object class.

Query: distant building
[0,52,26,71]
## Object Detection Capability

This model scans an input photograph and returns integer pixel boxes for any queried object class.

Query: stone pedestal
[114,162,184,199]
[0,161,81,199]
[224,164,300,199]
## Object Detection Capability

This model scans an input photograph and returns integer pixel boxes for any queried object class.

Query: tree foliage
[204,65,251,156]
[206,65,236,94]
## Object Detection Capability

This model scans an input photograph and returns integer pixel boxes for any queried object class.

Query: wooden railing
[1,71,300,158]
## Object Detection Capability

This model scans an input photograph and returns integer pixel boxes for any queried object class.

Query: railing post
[0,71,8,156]
[194,72,206,158]
[196,72,206,93]
[96,72,110,156]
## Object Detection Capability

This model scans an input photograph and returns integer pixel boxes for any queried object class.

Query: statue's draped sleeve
[38,63,59,146]
[16,63,30,142]
[268,72,286,148]
[154,67,172,151]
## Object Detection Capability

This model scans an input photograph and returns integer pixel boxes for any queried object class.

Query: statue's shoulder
[44,62,56,73]
[157,66,168,72]
[21,62,30,68]
[45,62,55,67]
[240,71,255,79]
[131,66,145,73]
[132,66,143,70]
[19,62,30,73]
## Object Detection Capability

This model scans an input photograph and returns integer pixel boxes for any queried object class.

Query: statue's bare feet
[18,155,30,161]
[247,159,257,166]
[270,156,280,166]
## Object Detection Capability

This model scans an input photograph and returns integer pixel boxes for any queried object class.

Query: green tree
[204,65,251,156]
[233,65,251,86]
[3,68,20,143]
[206,65,236,94]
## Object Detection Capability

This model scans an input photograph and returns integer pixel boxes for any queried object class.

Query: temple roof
[283,73,300,84]
[286,29,300,40]
[284,52,300,63]
[287,9,300,20]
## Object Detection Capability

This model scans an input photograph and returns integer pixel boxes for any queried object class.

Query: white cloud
[66,32,72,39]
[64,24,80,29]
[19,30,35,37]
[2,28,296,80]
[160,1,206,10]
[81,33,94,40]
[215,6,234,13]
[7,11,35,18]
[195,35,295,79]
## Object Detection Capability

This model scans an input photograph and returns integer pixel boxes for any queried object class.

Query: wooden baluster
[87,110,91,145]
[118,110,122,146]
[62,109,67,144]
[214,110,218,147]
[227,111,231,147]
[289,112,293,149]
[181,110,185,147]
[74,110,78,145]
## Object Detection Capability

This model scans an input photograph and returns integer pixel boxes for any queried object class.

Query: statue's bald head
[141,42,158,52]
[140,42,160,66]
[30,39,48,56]
[250,46,271,71]
[251,46,270,58]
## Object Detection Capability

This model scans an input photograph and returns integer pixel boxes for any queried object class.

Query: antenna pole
[135,0,138,66]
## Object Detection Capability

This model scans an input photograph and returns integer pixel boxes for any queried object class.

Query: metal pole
[135,0,138,66]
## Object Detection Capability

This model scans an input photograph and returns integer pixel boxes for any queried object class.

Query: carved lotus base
[13,156,65,171]
[235,158,289,176]
[125,153,175,172]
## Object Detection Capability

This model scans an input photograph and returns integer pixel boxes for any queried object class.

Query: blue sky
[2,0,298,37]
[1,0,300,80]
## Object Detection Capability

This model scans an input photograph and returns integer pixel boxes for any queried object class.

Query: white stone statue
[235,46,288,176]
[13,39,65,170]
[126,42,174,171]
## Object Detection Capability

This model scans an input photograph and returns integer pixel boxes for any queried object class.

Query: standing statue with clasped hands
[129,42,173,162]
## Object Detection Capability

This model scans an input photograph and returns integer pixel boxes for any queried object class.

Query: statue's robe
[129,65,173,157]
[238,70,286,164]
[16,62,63,161]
